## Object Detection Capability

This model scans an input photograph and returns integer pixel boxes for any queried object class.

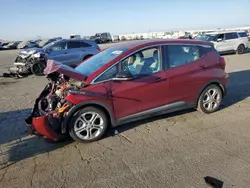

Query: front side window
[167,45,200,68]
[120,47,161,76]
[51,41,67,51]
[216,34,225,41]
[95,65,118,82]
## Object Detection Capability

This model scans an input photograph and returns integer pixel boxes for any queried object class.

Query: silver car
[16,39,101,67]
[197,31,249,55]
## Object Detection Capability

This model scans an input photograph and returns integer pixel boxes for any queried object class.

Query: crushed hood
[44,60,87,81]
[18,47,42,55]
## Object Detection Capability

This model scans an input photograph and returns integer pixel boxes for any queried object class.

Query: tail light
[219,56,226,70]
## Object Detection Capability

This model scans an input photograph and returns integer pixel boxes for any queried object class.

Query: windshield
[197,34,216,41]
[75,47,129,76]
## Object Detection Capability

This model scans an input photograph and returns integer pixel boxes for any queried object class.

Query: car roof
[111,39,212,49]
[206,30,245,35]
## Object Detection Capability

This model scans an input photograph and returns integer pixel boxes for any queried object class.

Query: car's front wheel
[69,107,108,143]
[197,84,223,114]
[31,61,46,76]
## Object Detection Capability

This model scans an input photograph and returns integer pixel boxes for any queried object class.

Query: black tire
[236,44,245,54]
[197,84,222,114]
[68,107,108,143]
[31,61,46,76]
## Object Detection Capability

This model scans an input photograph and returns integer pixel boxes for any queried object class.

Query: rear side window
[81,41,92,47]
[68,41,82,49]
[199,45,213,57]
[225,32,238,40]
[166,45,200,68]
[238,32,247,37]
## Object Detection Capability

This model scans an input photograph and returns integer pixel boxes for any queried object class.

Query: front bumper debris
[26,115,61,141]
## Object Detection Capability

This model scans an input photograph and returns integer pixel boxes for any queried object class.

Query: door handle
[152,77,167,83]
[200,65,208,69]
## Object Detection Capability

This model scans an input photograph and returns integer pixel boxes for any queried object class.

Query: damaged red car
[25,39,229,143]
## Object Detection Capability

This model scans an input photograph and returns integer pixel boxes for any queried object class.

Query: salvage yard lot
[0,44,250,188]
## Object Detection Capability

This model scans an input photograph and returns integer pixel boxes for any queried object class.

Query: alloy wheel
[74,112,104,141]
[202,88,221,111]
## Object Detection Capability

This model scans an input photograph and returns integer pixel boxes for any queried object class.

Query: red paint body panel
[111,71,169,119]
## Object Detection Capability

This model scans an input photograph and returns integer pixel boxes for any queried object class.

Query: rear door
[224,32,239,51]
[163,44,217,104]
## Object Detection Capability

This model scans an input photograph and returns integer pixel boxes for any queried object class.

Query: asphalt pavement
[0,45,250,188]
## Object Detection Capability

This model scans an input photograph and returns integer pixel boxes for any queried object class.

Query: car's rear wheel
[236,44,245,54]
[197,84,222,114]
[68,107,108,143]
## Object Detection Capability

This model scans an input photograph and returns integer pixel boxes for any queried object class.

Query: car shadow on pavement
[0,108,72,168]
[106,70,250,137]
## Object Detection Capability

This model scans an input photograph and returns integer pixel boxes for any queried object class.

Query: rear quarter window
[238,32,247,37]
[81,41,92,47]
[199,45,214,57]
[167,45,201,68]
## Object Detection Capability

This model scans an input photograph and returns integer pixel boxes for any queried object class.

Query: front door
[214,34,229,52]
[111,46,170,119]
[48,41,70,63]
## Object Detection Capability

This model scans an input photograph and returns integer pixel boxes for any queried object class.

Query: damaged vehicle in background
[17,40,39,49]
[25,39,228,143]
[9,39,100,76]
[1,41,22,50]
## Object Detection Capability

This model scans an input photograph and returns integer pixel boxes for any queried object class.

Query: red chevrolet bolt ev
[26,39,229,143]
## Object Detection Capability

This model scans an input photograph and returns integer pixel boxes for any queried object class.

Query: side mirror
[112,71,133,81]
[217,38,222,42]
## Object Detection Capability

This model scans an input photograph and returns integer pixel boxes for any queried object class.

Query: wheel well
[238,43,245,48]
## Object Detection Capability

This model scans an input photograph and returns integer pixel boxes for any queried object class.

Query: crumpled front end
[25,60,86,141]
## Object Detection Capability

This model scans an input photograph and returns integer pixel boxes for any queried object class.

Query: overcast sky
[0,0,249,40]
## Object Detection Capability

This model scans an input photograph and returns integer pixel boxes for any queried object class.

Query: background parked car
[14,39,101,75]
[1,41,21,50]
[90,32,112,44]
[112,35,120,42]
[17,40,39,49]
[197,31,249,54]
